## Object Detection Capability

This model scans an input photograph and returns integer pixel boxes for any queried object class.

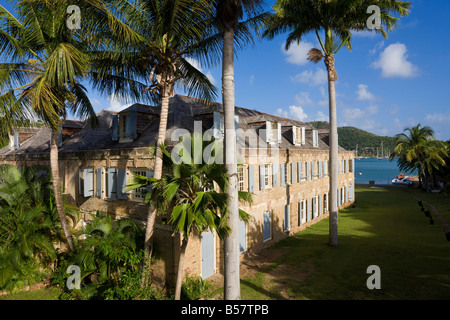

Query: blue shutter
[248,165,254,192]
[306,162,310,180]
[84,168,94,197]
[319,161,322,178]
[297,162,301,182]
[291,162,295,184]
[127,111,137,139]
[96,168,102,198]
[146,170,154,192]
[338,189,341,207]
[352,159,355,174]
[312,197,316,219]
[107,168,117,199]
[319,195,323,216]
[13,132,19,149]
[272,164,277,187]
[263,211,271,241]
[284,205,290,231]
[280,164,285,186]
[312,161,315,179]
[117,169,127,199]
[239,220,247,252]
[298,202,302,226]
[306,199,311,222]
[112,115,119,141]
[235,115,239,141]
[259,165,265,190]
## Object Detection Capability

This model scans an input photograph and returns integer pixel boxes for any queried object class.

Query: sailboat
[376,142,384,160]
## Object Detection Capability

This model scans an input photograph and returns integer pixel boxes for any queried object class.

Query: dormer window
[262,121,281,144]
[312,129,319,147]
[112,110,137,142]
[293,126,306,145]
[212,111,239,140]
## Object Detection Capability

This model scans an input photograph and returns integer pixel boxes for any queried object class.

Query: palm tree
[390,124,447,190]
[127,134,252,300]
[91,0,220,262]
[211,0,268,300]
[263,0,411,247]
[0,0,145,252]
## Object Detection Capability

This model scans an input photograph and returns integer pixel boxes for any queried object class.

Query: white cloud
[185,57,216,85]
[276,105,308,122]
[356,84,376,101]
[291,68,327,86]
[369,41,385,56]
[372,43,418,78]
[107,94,131,112]
[425,113,450,125]
[282,41,315,66]
[316,111,328,121]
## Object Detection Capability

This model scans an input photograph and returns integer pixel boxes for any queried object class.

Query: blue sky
[3,0,450,140]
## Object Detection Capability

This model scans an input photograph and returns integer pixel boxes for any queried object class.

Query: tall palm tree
[212,0,268,300]
[91,0,219,262]
[0,0,141,251]
[127,135,252,300]
[390,124,447,190]
[263,0,411,247]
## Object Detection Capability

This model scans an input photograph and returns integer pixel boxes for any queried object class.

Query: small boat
[392,177,413,186]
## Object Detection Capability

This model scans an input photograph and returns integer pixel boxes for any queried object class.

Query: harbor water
[354,158,410,185]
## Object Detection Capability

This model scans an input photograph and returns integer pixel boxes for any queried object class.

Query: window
[106,168,128,200]
[299,200,306,225]
[79,167,94,197]
[293,126,304,145]
[263,211,271,241]
[130,169,147,200]
[284,205,290,231]
[237,166,245,191]
[324,193,329,213]
[313,196,318,219]
[239,220,247,252]
[264,164,271,188]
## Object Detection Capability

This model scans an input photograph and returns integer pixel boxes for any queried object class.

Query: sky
[3,0,450,140]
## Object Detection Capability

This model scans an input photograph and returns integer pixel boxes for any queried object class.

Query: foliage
[181,274,212,300]
[390,124,447,189]
[0,165,58,291]
[52,211,166,300]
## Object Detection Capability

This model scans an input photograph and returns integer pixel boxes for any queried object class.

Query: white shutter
[301,127,306,145]
[277,122,282,143]
[292,126,297,145]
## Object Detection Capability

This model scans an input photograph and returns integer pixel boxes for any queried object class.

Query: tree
[91,0,219,262]
[263,0,411,246]
[127,134,252,300]
[390,124,447,190]
[212,0,268,300]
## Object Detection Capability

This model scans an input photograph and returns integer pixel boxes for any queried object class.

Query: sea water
[354,158,411,185]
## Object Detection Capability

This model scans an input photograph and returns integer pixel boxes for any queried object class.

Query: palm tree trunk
[222,27,241,300]
[174,235,189,300]
[326,55,339,247]
[50,128,74,251]
[144,87,171,260]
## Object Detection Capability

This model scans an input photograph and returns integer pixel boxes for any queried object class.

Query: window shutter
[352,159,355,173]
[263,211,271,241]
[301,127,306,145]
[291,162,295,184]
[297,162,301,182]
[265,121,272,143]
[312,197,316,219]
[319,195,322,216]
[13,132,19,150]
[292,126,297,145]
[277,123,282,143]
[311,161,315,179]
[272,163,277,187]
[284,205,290,231]
[58,132,62,147]
[259,164,265,190]
[337,189,341,207]
[248,165,254,192]
[112,115,119,141]
[128,111,137,139]
[84,168,94,197]
[239,220,247,252]
[306,162,310,180]
[96,168,102,198]
[235,115,239,141]
[280,163,286,186]
[146,170,154,192]
[107,168,117,199]
[117,169,127,199]
[306,199,311,222]
[298,202,302,226]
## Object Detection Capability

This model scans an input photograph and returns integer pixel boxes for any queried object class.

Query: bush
[181,274,211,300]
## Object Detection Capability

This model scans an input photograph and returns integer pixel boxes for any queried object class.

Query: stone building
[0,94,355,284]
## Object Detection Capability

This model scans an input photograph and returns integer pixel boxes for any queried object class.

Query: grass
[239,185,450,300]
[0,286,62,300]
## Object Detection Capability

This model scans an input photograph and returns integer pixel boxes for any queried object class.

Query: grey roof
[0,95,347,156]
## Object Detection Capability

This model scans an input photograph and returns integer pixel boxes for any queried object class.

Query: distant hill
[308,122,397,156]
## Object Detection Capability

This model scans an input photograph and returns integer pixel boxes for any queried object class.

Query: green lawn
[0,286,62,300]
[240,185,450,300]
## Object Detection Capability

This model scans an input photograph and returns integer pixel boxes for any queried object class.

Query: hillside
[308,122,397,156]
